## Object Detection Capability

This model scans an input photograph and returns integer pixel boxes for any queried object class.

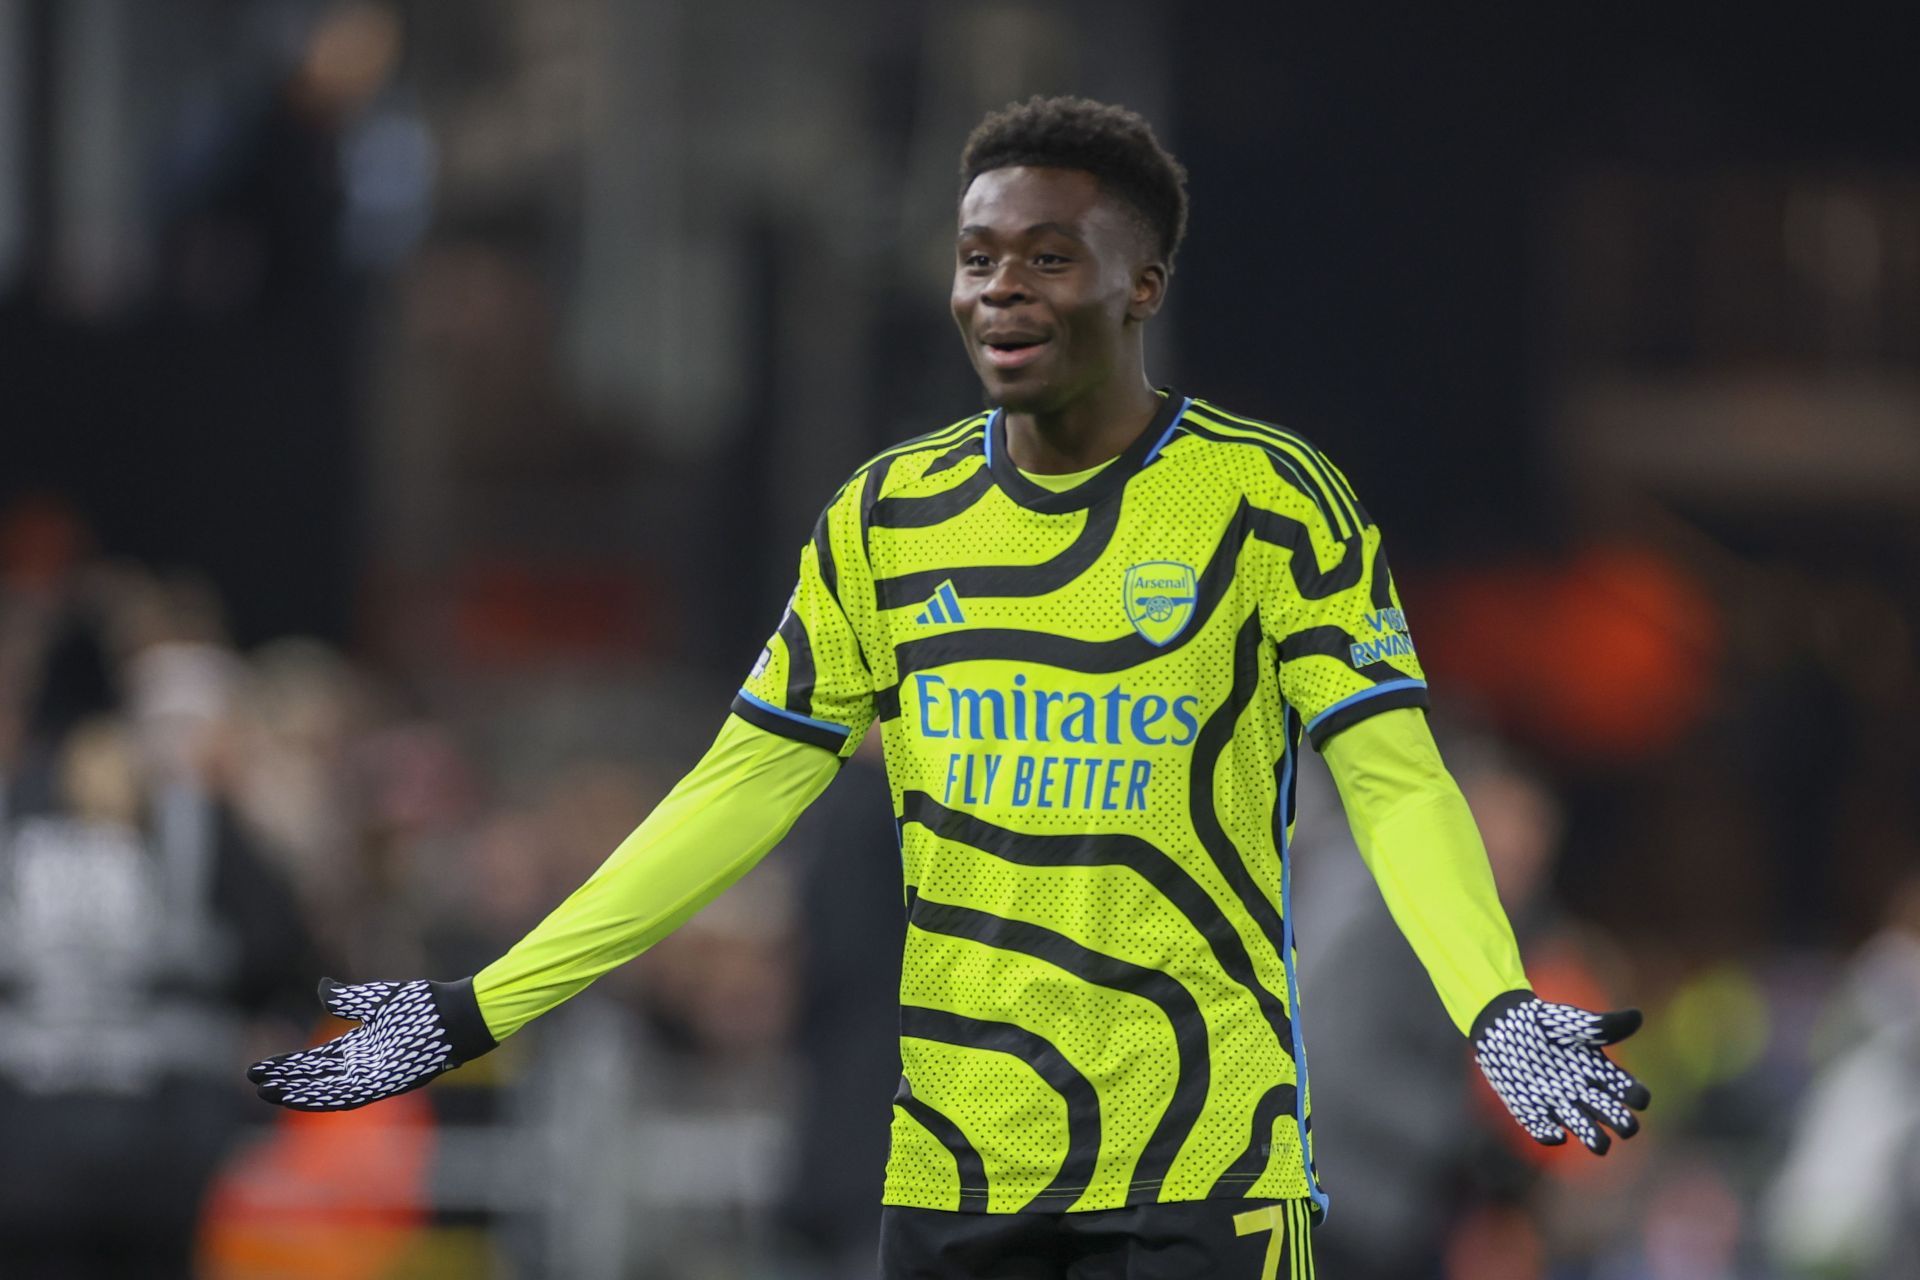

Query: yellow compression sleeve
[473,714,841,1040]
[1321,706,1530,1034]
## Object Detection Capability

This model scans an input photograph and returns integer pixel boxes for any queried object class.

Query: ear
[1127,261,1168,323]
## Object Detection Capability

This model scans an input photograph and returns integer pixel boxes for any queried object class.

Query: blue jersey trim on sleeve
[1304,678,1428,739]
[1277,706,1329,1222]
[734,688,852,740]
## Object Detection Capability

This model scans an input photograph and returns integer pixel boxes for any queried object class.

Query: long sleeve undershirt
[1321,706,1531,1033]
[474,704,1527,1044]
[472,714,839,1041]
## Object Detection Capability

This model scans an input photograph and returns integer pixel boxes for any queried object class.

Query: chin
[979,373,1063,415]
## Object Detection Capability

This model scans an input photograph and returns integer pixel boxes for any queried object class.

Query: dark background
[8,5,1915,637]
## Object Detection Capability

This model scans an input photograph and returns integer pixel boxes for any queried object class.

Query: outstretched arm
[249,714,839,1110]
[1322,707,1649,1153]
[1321,707,1527,1033]
[254,468,884,1111]
[474,715,839,1039]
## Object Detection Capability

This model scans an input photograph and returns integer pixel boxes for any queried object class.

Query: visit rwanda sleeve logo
[1349,606,1416,665]
[1123,561,1198,646]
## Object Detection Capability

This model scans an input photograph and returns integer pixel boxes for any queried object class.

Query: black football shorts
[879,1197,1316,1279]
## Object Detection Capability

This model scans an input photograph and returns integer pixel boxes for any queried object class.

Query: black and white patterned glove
[1471,990,1650,1155]
[248,977,498,1111]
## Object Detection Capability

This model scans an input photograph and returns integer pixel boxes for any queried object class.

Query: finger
[1524,1120,1567,1147]
[1588,1008,1642,1046]
[1593,1070,1652,1112]
[250,1057,345,1087]
[248,1053,295,1084]
[1555,1100,1609,1155]
[1582,1052,1651,1109]
[247,1028,354,1081]
[273,1069,428,1112]
[247,1044,337,1081]
[274,1089,356,1112]
[258,1076,356,1111]
[1578,1085,1640,1139]
[319,978,399,1022]
[1494,1090,1563,1145]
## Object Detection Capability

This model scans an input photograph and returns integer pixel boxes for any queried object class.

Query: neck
[1001,374,1161,474]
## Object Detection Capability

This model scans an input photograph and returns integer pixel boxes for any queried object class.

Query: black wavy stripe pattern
[906,891,1211,1198]
[1186,405,1364,537]
[776,602,816,716]
[899,1004,1101,1208]
[874,494,1122,611]
[864,445,1401,1199]
[894,1092,990,1211]
[1182,610,1320,1189]
[870,466,997,528]
[1177,612,1309,1188]
[1213,702,1311,1194]
[861,417,990,479]
[1210,1080,1299,1192]
[806,502,882,679]
[885,500,1368,691]
[899,791,1295,1082]
[1175,420,1343,535]
[859,453,898,567]
[810,506,839,602]
[1276,626,1355,669]
[922,432,985,477]
[1187,615,1289,955]
[852,416,991,562]
[1275,697,1301,834]
[1370,538,1396,611]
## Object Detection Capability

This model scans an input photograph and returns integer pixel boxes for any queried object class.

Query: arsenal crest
[1124,561,1198,646]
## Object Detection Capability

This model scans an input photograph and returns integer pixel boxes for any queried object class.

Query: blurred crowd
[0,494,851,1278]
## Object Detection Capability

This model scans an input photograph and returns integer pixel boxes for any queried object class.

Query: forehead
[957,166,1131,242]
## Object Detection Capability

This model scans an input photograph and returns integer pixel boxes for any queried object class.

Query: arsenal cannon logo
[1123,561,1198,646]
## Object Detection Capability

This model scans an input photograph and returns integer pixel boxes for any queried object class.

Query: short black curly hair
[959,95,1189,268]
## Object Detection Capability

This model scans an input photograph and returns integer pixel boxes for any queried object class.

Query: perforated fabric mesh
[737,422,931,755]
[893,1037,1066,1212]
[744,400,1419,1215]
[903,929,1179,1205]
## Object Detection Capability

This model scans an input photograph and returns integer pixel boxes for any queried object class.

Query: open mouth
[982,337,1050,370]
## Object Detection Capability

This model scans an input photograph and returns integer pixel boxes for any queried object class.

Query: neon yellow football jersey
[734,391,1427,1217]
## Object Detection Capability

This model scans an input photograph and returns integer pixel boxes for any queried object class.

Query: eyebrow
[957,221,1089,243]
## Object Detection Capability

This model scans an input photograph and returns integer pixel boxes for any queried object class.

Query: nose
[980,261,1031,307]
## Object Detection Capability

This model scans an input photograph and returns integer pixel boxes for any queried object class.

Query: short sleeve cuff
[731,688,853,754]
[1304,678,1430,751]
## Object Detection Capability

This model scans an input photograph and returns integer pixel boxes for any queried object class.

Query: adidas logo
[914,580,967,626]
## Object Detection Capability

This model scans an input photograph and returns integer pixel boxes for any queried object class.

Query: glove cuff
[429,978,500,1065]
[1469,988,1535,1044]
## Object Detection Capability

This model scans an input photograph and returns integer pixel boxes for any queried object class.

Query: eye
[961,252,993,270]
[1034,253,1069,267]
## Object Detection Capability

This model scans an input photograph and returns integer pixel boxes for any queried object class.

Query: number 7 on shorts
[1232,1202,1314,1280]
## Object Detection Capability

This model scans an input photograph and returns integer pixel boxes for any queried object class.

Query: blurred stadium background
[1,1,1916,1277]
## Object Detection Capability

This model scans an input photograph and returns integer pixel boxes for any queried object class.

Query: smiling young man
[251,97,1648,1278]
